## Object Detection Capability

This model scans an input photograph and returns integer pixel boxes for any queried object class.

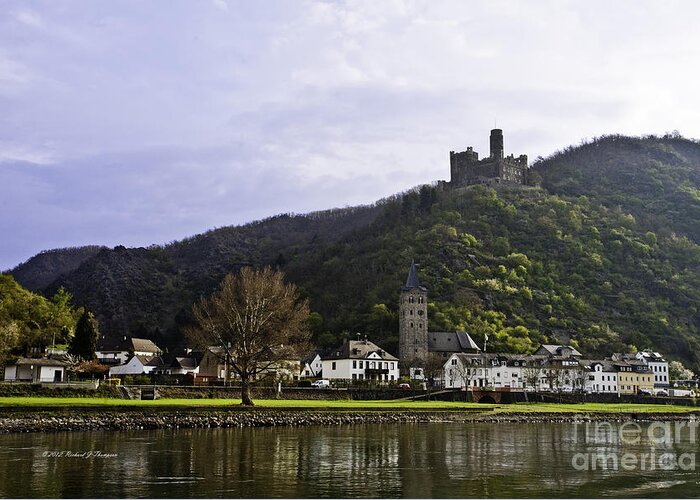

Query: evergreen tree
[69,310,99,360]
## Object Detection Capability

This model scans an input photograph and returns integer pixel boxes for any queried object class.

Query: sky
[1,0,700,270]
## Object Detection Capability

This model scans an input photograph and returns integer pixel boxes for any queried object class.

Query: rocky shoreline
[1,408,698,434]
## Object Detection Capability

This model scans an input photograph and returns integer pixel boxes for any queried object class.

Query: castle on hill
[450,129,528,186]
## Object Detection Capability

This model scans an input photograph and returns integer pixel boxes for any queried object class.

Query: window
[451,359,457,365]
[410,322,414,328]
[352,360,356,369]
[331,362,336,370]
[352,374,357,380]
[410,309,413,315]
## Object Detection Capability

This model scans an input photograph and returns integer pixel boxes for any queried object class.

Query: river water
[0,421,698,498]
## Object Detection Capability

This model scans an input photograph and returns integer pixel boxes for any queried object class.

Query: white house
[300,353,323,378]
[97,336,163,366]
[4,357,69,383]
[582,360,618,394]
[636,350,670,388]
[166,356,200,376]
[322,339,400,383]
[109,355,164,376]
[444,353,539,390]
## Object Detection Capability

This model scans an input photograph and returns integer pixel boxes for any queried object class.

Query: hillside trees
[0,274,78,354]
[8,134,700,370]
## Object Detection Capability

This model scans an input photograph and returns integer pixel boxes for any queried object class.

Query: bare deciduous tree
[450,355,475,390]
[187,267,311,406]
[523,364,542,392]
[424,352,446,397]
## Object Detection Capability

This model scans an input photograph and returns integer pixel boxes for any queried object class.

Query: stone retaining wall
[1,408,697,434]
[0,383,121,398]
[149,386,424,401]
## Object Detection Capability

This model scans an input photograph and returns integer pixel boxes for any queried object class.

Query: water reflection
[0,422,697,498]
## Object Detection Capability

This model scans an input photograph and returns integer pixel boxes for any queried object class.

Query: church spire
[403,260,426,290]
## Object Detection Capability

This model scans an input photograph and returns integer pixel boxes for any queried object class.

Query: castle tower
[489,128,504,160]
[398,261,429,372]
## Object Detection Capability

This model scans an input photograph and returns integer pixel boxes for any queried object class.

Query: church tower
[398,261,429,372]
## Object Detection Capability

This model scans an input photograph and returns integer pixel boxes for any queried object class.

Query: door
[54,370,62,382]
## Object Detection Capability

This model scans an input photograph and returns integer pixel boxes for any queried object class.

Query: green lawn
[0,397,491,410]
[501,402,699,414]
[0,397,698,414]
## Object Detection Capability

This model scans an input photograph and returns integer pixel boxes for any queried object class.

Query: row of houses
[443,345,670,395]
[0,333,673,398]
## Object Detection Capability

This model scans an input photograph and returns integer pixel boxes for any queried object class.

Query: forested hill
[8,134,700,370]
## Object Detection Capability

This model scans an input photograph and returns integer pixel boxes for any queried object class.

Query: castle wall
[448,130,528,186]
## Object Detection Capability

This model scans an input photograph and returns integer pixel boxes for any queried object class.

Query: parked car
[397,383,411,390]
[311,379,330,389]
[656,389,669,397]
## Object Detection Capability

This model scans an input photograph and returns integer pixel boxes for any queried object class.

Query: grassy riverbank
[0,397,699,414]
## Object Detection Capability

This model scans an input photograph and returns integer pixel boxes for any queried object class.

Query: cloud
[1,0,700,269]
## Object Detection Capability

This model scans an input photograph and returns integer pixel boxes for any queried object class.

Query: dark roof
[302,351,321,365]
[402,261,427,291]
[451,352,543,367]
[428,331,480,353]
[96,335,129,352]
[12,357,68,367]
[582,358,616,371]
[173,357,198,370]
[638,350,666,362]
[536,344,582,357]
[322,340,398,361]
[96,336,162,354]
[624,359,653,372]
[133,355,165,367]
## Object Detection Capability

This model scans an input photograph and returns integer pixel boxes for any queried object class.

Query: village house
[444,353,538,390]
[196,346,227,380]
[581,359,619,394]
[444,351,590,392]
[96,336,163,366]
[165,355,201,376]
[322,339,400,383]
[3,357,69,383]
[635,350,670,389]
[300,352,323,379]
[612,355,655,395]
[109,354,164,377]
